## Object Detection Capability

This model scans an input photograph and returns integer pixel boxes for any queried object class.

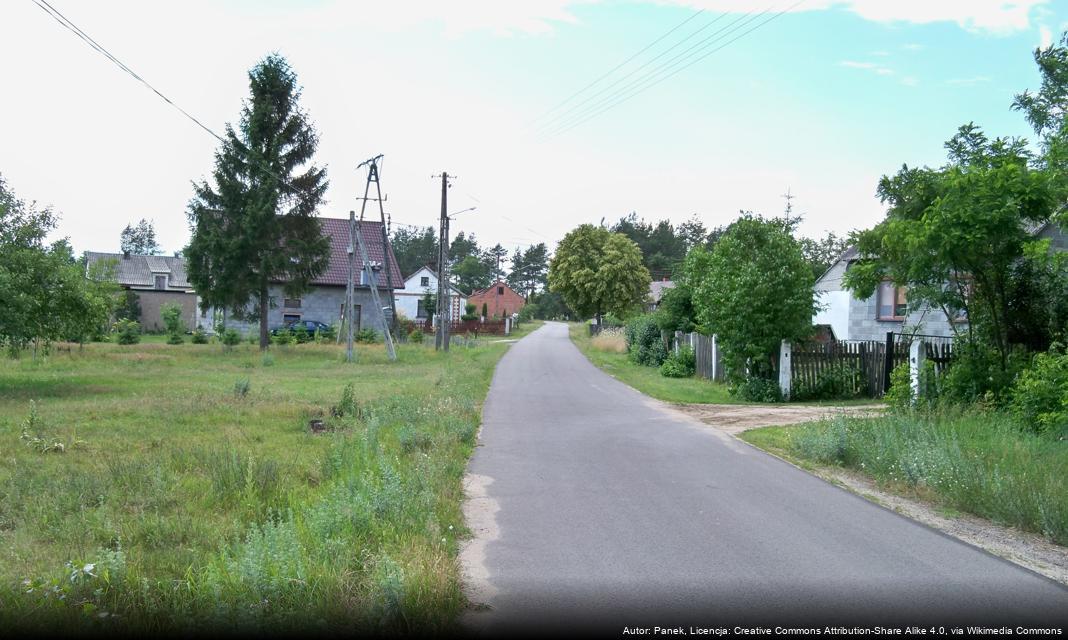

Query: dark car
[270,320,332,336]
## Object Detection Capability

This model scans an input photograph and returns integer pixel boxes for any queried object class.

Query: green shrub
[660,346,696,378]
[314,323,337,343]
[220,328,241,349]
[940,339,1025,406]
[356,328,379,344]
[273,328,293,346]
[408,329,425,344]
[792,365,862,401]
[233,379,251,398]
[113,318,141,345]
[166,331,184,345]
[625,314,667,367]
[732,376,782,402]
[1009,347,1068,435]
[291,324,310,344]
[191,327,209,344]
[161,303,184,335]
[884,361,913,410]
[461,303,479,322]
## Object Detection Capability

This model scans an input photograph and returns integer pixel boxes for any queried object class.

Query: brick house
[222,218,404,335]
[84,251,201,332]
[468,280,525,320]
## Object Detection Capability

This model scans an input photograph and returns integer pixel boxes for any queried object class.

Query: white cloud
[840,60,894,76]
[870,50,891,57]
[902,43,925,51]
[669,0,1048,35]
[1040,24,1054,48]
[900,76,920,87]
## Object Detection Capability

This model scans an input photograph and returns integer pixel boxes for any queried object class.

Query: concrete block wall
[224,285,390,336]
[847,293,958,342]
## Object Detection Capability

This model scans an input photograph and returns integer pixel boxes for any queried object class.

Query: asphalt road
[463,322,1068,632]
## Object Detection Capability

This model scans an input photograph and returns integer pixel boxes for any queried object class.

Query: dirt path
[673,402,883,435]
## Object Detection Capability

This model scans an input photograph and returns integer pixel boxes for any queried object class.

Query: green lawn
[740,412,1068,546]
[567,323,737,404]
[0,337,514,634]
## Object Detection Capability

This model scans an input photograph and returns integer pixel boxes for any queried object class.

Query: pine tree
[120,218,161,255]
[186,54,329,350]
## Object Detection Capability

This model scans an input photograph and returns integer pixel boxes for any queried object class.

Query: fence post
[778,340,792,400]
[909,339,926,403]
[883,332,895,394]
[711,334,719,381]
[504,317,511,335]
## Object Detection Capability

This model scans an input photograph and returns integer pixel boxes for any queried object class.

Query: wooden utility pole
[434,172,452,351]
[356,155,398,337]
[353,218,397,361]
[346,209,356,362]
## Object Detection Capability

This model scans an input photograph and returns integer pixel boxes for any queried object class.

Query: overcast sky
[2,0,1066,258]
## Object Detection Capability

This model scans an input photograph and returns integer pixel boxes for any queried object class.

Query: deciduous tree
[548,224,650,324]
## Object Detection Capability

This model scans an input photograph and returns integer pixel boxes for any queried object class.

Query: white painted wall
[814,289,850,341]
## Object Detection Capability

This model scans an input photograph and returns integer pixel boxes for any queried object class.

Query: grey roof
[85,252,192,289]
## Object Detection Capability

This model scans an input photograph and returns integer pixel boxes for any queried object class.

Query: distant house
[395,265,466,324]
[648,279,674,311]
[814,221,1068,341]
[468,280,525,319]
[85,251,203,332]
[217,218,404,334]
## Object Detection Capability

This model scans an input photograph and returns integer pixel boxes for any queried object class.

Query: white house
[395,265,466,324]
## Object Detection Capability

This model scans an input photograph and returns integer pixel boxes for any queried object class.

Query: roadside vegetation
[0,337,511,634]
[570,323,734,404]
[742,408,1068,546]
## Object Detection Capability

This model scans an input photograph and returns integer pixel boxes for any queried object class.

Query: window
[283,298,301,309]
[283,313,301,324]
[877,281,907,320]
[154,275,167,290]
[420,276,429,287]
[416,299,429,318]
[497,286,504,295]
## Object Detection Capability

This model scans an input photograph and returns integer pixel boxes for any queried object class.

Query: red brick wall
[468,282,525,318]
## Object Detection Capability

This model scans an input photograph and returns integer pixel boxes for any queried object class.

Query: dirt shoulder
[674,402,883,436]
[674,402,1068,587]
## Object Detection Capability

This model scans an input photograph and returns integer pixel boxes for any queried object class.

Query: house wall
[224,285,391,336]
[132,290,198,332]
[847,293,959,342]
[469,285,525,319]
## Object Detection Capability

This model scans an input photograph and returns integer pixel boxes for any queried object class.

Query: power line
[539,6,768,136]
[542,0,804,139]
[530,7,707,125]
[30,0,314,199]
[534,9,735,135]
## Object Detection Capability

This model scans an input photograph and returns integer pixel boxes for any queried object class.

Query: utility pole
[346,209,356,362]
[434,172,452,351]
[356,155,398,337]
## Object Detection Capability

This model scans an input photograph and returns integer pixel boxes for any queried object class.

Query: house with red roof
[212,217,404,335]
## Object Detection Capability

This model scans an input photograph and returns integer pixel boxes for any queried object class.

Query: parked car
[270,320,332,336]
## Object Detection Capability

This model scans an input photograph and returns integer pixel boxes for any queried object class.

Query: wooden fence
[785,332,952,399]
[422,319,508,336]
[673,331,724,381]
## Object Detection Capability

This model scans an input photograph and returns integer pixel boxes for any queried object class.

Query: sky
[2,0,1067,259]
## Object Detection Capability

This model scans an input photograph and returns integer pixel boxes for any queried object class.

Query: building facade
[84,251,203,332]
[395,266,465,324]
[467,280,525,319]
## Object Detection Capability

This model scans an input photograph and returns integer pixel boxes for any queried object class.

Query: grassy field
[0,326,537,634]
[741,412,1068,546]
[567,323,737,404]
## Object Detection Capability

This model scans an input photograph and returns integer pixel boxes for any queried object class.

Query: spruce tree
[186,54,329,350]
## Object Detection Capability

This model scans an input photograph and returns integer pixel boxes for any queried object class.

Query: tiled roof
[85,252,192,289]
[316,218,404,289]
[86,217,403,291]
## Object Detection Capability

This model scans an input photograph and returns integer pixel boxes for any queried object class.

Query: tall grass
[0,339,506,634]
[781,411,1068,545]
[590,327,626,353]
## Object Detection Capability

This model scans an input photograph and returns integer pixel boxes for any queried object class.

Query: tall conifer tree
[186,54,329,350]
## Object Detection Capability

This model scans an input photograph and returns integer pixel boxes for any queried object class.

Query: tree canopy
[688,215,815,380]
[120,218,161,255]
[185,54,329,350]
[548,224,651,323]
[843,124,1058,367]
